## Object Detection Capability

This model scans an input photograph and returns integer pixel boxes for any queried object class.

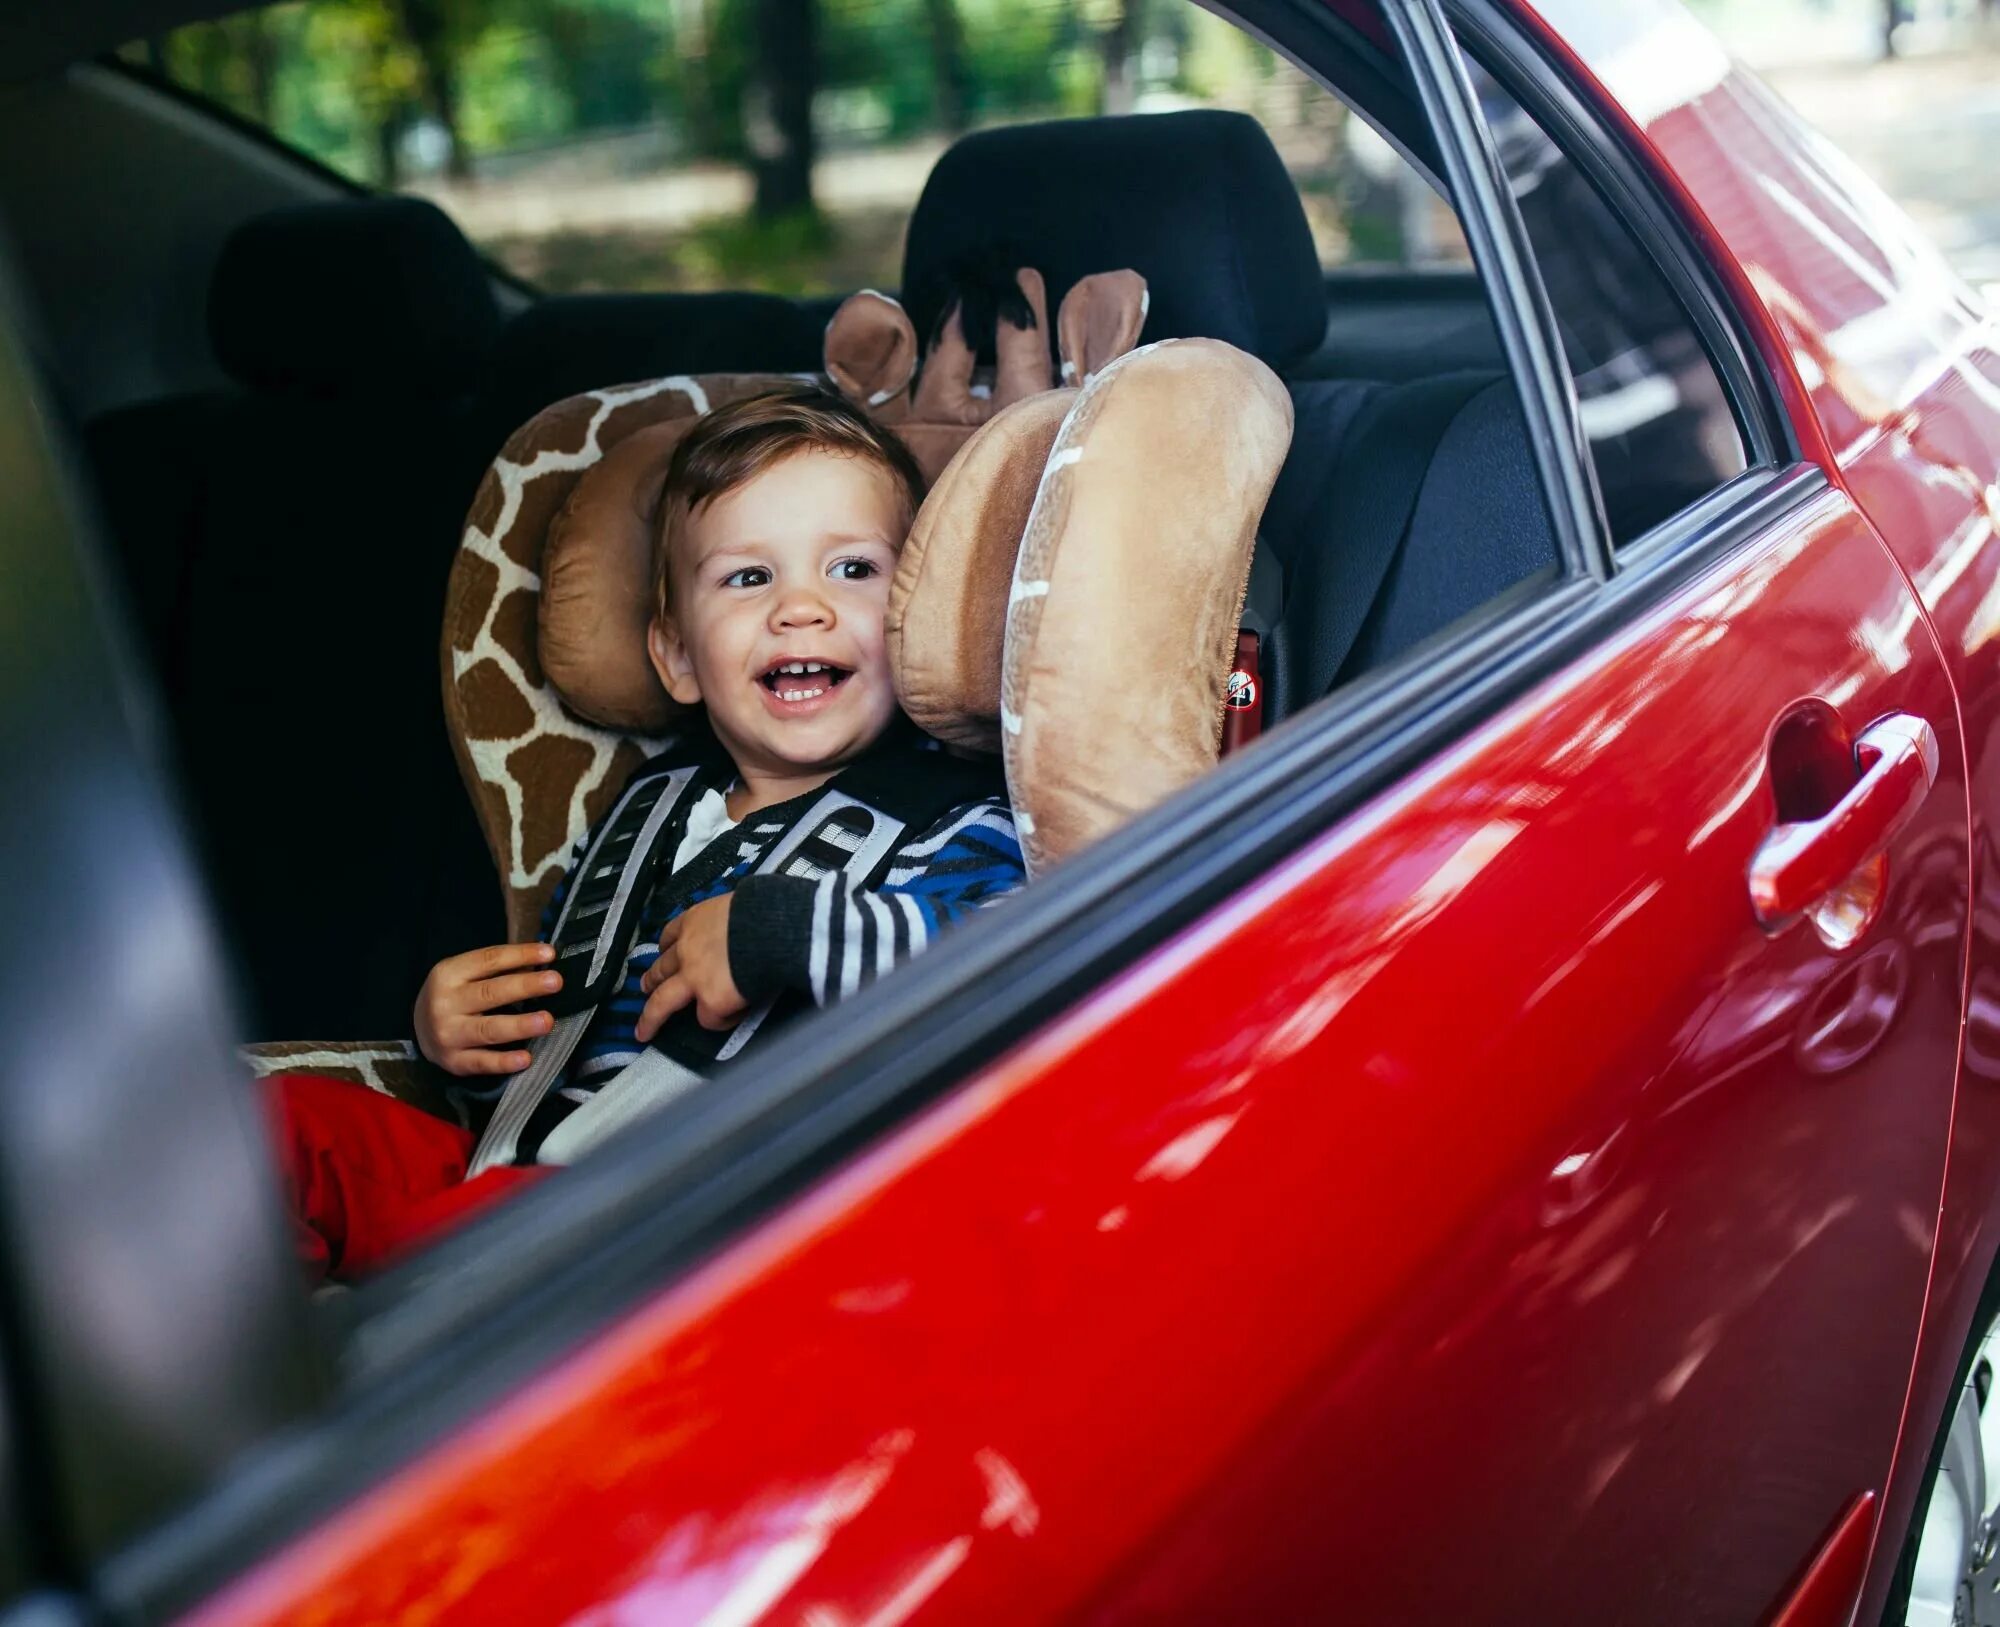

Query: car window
[126,0,1467,294]
[1454,43,1750,547]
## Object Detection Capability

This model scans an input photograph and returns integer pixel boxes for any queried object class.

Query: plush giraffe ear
[911,304,986,427]
[825,289,918,418]
[1058,270,1148,387]
[993,267,1053,407]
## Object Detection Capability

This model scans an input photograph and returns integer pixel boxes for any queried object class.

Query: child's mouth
[758,659,853,706]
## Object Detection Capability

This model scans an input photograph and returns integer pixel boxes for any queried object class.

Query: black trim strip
[97,457,1829,1622]
[1386,0,1614,583]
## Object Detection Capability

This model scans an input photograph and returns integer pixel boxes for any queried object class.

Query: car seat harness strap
[469,743,1000,1174]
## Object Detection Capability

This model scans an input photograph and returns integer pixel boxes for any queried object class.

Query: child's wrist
[725,875,817,1003]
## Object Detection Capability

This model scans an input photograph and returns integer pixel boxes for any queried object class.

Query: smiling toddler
[264,385,1024,1278]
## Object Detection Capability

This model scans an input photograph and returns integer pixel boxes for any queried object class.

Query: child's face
[648,448,906,786]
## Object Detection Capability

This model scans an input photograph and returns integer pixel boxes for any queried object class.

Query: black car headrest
[485,291,826,432]
[902,111,1325,374]
[209,197,501,398]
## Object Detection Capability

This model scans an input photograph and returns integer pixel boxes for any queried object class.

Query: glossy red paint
[1767,1493,1878,1627]
[169,7,2000,1623]
[1523,2,2000,1613]
[194,489,1967,1621]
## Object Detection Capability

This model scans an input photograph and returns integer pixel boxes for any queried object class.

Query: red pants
[262,1073,547,1280]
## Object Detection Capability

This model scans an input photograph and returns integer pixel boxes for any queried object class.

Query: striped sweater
[461,725,1025,1125]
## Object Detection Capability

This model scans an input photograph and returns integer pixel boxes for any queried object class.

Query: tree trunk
[749,0,817,219]
[924,0,970,134]
[396,0,471,179]
[1099,0,1135,116]
[234,13,279,126]
[375,109,403,190]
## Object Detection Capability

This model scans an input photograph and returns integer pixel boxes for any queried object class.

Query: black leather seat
[902,110,1560,726]
[85,197,506,1037]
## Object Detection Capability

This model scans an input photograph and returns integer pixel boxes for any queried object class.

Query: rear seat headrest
[903,111,1325,374]
[209,198,501,398]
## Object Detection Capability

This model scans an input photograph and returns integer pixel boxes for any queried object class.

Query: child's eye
[721,566,771,589]
[830,558,878,581]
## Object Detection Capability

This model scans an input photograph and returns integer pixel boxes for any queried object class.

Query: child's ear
[648,617,703,705]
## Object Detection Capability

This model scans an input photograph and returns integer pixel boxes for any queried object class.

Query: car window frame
[1445,0,1800,514]
[86,1,1838,1617]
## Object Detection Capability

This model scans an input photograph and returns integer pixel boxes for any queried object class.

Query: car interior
[0,0,1756,1311]
[0,14,1829,1614]
[0,30,1553,1036]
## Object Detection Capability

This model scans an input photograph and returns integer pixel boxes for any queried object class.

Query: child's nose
[771,586,834,629]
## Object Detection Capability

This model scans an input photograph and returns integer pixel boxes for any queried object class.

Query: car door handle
[1749,712,1939,927]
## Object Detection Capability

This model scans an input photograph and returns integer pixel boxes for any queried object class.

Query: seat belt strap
[470,753,974,1172]
[467,760,704,1176]
[1289,373,1490,704]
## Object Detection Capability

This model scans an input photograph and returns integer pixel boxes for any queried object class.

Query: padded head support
[536,265,1144,740]
[903,112,1324,372]
[1000,339,1293,874]
[454,314,1272,929]
[210,198,501,397]
[887,389,1076,750]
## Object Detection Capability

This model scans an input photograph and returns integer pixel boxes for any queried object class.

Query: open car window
[128,0,1468,294]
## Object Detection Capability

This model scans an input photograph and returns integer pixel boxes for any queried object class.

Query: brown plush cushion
[540,418,697,733]
[887,389,1076,751]
[1002,339,1293,875]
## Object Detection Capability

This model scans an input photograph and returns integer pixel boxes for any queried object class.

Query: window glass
[126,0,1466,294]
[1456,46,1748,546]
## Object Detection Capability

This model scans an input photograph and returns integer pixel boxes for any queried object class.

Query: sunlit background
[125,0,1998,307]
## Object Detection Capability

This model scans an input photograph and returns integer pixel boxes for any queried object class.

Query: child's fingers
[634,973,694,1043]
[447,1047,535,1076]
[450,1010,555,1049]
[655,915,685,954]
[639,946,681,994]
[448,941,556,986]
[462,967,563,1012]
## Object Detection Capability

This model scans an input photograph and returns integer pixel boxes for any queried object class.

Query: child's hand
[636,895,746,1038]
[413,942,561,1077]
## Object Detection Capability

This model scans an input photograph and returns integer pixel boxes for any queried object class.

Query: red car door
[74,7,1976,1626]
[195,482,1971,1627]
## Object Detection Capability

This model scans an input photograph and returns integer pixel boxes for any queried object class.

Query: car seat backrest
[157,198,507,1037]
[902,110,1326,375]
[481,290,827,445]
[1261,373,1561,720]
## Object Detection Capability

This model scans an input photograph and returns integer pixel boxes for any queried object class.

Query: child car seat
[240,269,1291,1124]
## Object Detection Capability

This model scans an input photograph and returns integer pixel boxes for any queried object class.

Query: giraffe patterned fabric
[442,372,797,942]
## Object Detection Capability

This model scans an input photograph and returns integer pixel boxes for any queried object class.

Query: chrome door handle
[1749,713,1938,927]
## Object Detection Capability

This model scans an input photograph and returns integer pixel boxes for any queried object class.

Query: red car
[6,0,2000,1622]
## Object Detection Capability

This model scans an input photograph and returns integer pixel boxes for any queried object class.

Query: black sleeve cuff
[727,875,820,1004]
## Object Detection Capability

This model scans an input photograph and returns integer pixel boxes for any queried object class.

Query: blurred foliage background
[127,0,2000,304]
[125,0,1462,292]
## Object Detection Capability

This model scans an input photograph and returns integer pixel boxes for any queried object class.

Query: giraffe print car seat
[242,267,1292,1110]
